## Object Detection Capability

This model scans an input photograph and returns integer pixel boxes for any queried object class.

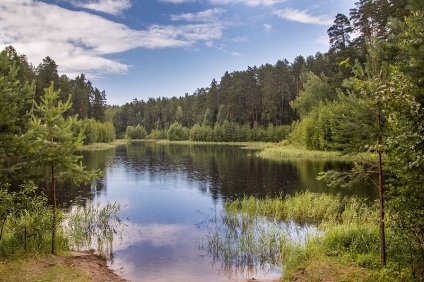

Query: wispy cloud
[263,23,272,32]
[69,0,131,15]
[158,0,195,3]
[231,51,243,56]
[211,0,286,6]
[161,0,286,6]
[0,1,223,78]
[315,35,329,46]
[170,8,226,22]
[273,8,333,25]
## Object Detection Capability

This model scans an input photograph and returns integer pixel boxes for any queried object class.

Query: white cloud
[263,23,272,32]
[0,1,223,78]
[69,0,131,15]
[273,8,333,25]
[210,0,286,6]
[160,0,285,6]
[171,8,226,22]
[315,35,330,46]
[158,0,195,3]
[231,52,243,56]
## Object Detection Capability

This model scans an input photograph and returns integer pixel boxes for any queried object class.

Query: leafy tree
[202,108,214,127]
[126,124,147,139]
[25,83,97,254]
[167,122,189,141]
[290,72,335,119]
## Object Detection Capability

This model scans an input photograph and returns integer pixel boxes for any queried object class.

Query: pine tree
[25,83,97,254]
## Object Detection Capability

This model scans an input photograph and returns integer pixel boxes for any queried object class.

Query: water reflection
[60,142,375,281]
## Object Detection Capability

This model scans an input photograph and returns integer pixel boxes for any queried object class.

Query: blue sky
[0,0,355,105]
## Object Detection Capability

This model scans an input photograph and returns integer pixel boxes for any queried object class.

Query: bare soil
[62,251,127,281]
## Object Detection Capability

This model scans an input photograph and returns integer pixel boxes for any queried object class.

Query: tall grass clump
[0,182,69,258]
[64,201,123,260]
[218,192,393,280]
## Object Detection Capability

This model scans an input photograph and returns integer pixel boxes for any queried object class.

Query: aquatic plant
[64,201,123,260]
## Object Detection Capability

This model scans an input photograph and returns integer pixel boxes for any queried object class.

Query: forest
[0,0,423,280]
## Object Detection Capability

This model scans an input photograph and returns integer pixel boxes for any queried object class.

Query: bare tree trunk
[377,106,386,266]
[51,136,57,255]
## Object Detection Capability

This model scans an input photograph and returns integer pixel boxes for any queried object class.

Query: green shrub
[167,122,189,141]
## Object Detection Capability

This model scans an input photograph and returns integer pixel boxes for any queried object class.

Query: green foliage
[290,72,335,119]
[189,124,213,141]
[72,118,116,145]
[223,192,418,280]
[322,224,379,260]
[0,48,35,183]
[25,84,92,184]
[0,182,68,257]
[126,124,148,139]
[25,83,99,254]
[167,122,189,141]
[149,128,167,139]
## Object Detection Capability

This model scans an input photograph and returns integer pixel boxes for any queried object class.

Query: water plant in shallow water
[199,192,401,280]
[63,201,123,260]
[197,202,317,279]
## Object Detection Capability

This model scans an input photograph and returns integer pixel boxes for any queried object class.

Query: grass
[257,144,373,162]
[78,139,127,151]
[216,192,414,281]
[0,255,91,282]
[64,201,123,260]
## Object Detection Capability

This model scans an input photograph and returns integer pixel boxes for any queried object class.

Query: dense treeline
[1,46,114,145]
[110,0,411,142]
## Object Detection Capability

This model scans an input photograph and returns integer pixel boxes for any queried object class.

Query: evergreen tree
[327,13,353,51]
[25,83,97,254]
[0,47,34,183]
[35,56,59,102]
[91,87,106,121]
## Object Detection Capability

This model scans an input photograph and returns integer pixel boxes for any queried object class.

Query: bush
[126,124,147,139]
[0,182,68,257]
[167,122,189,141]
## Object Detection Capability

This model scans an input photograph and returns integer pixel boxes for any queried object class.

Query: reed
[211,192,396,280]
[63,201,123,260]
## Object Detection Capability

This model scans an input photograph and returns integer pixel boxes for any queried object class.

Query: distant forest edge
[2,0,422,147]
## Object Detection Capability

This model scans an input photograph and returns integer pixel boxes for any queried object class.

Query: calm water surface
[58,142,375,281]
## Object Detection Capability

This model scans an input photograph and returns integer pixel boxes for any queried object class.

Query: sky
[0,0,355,105]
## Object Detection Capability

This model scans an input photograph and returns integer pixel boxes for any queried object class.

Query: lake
[58,142,375,281]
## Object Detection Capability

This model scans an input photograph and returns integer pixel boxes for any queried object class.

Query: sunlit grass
[257,144,374,162]
[78,140,127,151]
[0,256,92,282]
[203,192,388,280]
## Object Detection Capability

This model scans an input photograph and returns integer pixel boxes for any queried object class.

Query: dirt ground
[64,251,127,282]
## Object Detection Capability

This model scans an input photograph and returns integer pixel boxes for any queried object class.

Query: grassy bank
[257,144,373,163]
[0,252,125,282]
[222,192,413,281]
[78,139,127,151]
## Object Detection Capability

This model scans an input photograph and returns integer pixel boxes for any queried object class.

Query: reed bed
[202,192,385,280]
[257,144,373,162]
[63,201,123,260]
